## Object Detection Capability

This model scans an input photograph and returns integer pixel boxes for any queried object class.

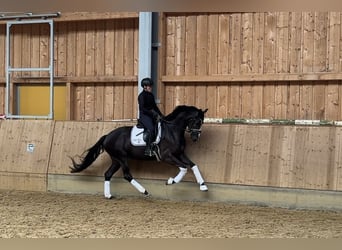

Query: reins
[159,108,204,135]
[160,117,202,133]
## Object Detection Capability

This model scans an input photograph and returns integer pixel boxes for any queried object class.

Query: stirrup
[144,149,153,157]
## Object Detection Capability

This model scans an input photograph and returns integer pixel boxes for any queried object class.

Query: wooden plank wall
[63,18,138,120]
[162,12,342,121]
[1,120,341,192]
[0,13,139,120]
[0,120,55,191]
[48,121,125,176]
[0,24,5,114]
[1,12,342,121]
[47,122,342,192]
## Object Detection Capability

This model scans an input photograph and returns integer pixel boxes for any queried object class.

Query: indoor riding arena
[1,12,342,238]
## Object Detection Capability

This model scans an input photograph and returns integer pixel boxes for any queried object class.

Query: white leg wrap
[104,181,112,199]
[192,165,204,184]
[167,178,174,185]
[167,167,187,184]
[130,179,146,194]
[192,165,208,191]
[174,167,187,183]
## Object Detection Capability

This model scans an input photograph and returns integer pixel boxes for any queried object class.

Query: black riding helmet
[141,77,153,87]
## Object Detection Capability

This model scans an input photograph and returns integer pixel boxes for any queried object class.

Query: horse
[69,105,208,199]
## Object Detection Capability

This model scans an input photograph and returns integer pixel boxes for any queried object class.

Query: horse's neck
[162,114,188,140]
[169,114,188,129]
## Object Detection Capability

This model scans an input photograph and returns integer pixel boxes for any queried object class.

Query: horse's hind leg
[121,160,149,196]
[104,159,120,199]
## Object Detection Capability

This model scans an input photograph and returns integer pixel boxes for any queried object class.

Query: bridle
[159,113,204,139]
[186,117,203,136]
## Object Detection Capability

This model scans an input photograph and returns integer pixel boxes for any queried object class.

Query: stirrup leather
[151,143,161,161]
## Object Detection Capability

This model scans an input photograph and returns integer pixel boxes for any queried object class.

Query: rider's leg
[143,129,154,156]
[140,115,155,157]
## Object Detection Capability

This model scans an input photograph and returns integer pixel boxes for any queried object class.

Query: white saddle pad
[130,122,162,146]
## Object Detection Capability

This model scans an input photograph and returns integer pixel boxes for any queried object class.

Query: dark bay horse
[70,105,208,199]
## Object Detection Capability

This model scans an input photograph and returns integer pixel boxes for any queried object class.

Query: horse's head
[165,105,208,142]
[187,108,208,142]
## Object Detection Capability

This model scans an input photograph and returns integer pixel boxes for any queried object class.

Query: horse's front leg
[163,152,189,185]
[191,165,208,191]
[165,153,208,191]
[179,153,208,191]
[166,167,188,185]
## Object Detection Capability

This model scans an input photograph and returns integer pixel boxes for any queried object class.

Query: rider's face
[144,85,152,92]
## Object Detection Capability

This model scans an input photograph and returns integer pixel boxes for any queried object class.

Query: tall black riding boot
[143,131,153,157]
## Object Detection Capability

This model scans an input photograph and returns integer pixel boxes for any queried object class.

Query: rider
[138,77,164,156]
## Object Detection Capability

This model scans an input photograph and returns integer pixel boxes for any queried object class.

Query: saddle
[130,121,162,147]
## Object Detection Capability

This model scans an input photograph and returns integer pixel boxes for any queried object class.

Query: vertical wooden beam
[184,14,197,107]
[114,19,124,119]
[123,19,135,118]
[313,12,328,72]
[229,14,242,118]
[289,12,303,73]
[31,23,40,77]
[241,13,253,119]
[104,19,114,120]
[264,12,276,74]
[65,82,73,120]
[216,14,230,117]
[95,20,105,121]
[302,12,315,73]
[0,25,5,113]
[194,14,208,110]
[287,82,300,120]
[74,22,86,120]
[174,15,185,106]
[56,22,67,77]
[66,22,76,77]
[327,12,341,72]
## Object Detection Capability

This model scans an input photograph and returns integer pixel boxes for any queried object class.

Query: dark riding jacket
[138,90,163,134]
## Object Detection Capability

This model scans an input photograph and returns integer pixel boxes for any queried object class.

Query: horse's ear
[202,108,208,113]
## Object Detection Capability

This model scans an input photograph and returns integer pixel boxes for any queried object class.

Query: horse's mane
[164,105,199,121]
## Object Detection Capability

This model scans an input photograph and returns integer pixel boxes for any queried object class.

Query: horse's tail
[69,135,107,173]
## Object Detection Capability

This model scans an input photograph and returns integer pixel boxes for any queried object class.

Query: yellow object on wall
[18,85,66,120]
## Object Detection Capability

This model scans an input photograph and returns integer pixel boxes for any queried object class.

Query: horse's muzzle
[190,131,201,142]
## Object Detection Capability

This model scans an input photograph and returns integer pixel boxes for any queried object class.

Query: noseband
[186,118,203,134]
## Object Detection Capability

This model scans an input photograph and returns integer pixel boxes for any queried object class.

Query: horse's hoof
[143,191,151,198]
[200,184,208,192]
[104,194,113,199]
[166,178,175,185]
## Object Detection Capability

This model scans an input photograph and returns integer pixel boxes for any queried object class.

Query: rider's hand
[157,114,165,122]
